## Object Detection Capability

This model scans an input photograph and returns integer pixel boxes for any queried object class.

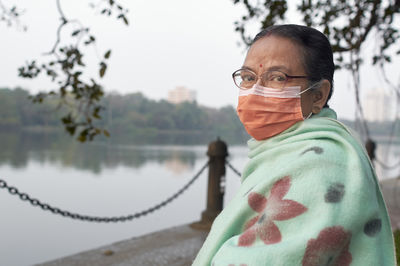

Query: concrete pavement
[37,225,208,266]
[380,178,400,230]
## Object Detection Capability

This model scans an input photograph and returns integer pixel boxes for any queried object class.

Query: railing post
[365,138,376,162]
[191,138,228,231]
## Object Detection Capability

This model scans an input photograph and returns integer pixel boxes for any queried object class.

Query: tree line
[0,87,249,144]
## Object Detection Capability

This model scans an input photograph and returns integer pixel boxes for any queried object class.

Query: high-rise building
[167,86,197,104]
[363,89,392,122]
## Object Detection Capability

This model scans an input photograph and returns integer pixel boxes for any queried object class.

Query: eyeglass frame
[232,68,309,90]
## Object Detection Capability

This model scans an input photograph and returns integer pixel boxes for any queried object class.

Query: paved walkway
[380,178,400,230]
[37,225,208,266]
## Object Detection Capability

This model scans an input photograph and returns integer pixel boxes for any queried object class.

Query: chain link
[225,160,242,177]
[0,160,209,223]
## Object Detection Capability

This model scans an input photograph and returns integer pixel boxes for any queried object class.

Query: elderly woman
[193,25,395,265]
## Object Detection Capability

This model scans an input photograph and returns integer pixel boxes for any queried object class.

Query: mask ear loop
[299,81,323,120]
[303,112,313,120]
[297,80,323,96]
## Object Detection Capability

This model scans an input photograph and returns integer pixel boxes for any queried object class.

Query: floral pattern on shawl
[302,226,352,266]
[238,176,307,246]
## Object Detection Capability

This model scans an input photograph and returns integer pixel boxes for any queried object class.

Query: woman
[193,25,395,265]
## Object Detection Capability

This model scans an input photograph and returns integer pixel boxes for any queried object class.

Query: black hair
[252,24,334,107]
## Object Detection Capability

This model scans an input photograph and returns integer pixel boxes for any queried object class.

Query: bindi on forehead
[259,64,263,68]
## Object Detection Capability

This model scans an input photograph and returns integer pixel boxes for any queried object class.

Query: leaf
[103,129,110,137]
[74,71,82,77]
[77,134,87,142]
[122,15,129,25]
[93,112,101,119]
[84,35,96,45]
[66,126,76,136]
[99,62,107,78]
[71,29,81,36]
[61,115,72,124]
[104,50,112,59]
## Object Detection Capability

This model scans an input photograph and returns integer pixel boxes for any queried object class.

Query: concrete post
[191,138,228,231]
[365,138,376,162]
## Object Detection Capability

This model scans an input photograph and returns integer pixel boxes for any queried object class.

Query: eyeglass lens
[234,70,288,89]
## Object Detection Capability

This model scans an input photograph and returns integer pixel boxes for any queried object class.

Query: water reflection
[0,130,247,266]
[0,130,204,174]
[376,143,400,179]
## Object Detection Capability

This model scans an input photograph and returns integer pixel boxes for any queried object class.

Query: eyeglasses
[232,69,309,90]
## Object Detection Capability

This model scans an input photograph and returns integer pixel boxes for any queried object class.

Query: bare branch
[46,20,67,55]
[56,0,67,22]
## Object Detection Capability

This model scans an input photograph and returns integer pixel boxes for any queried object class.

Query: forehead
[244,35,305,74]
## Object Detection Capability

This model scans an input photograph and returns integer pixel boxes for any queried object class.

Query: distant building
[363,89,392,122]
[164,158,190,175]
[167,86,196,104]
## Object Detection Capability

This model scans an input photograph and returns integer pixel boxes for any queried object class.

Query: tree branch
[46,20,67,54]
[15,0,129,142]
[56,0,67,22]
[350,0,380,51]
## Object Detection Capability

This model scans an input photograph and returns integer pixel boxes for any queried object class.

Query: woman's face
[243,35,314,117]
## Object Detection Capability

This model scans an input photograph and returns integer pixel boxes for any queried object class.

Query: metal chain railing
[226,160,242,177]
[0,160,209,223]
[375,158,400,170]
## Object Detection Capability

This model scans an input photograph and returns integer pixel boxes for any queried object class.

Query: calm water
[0,131,247,266]
[1,131,399,266]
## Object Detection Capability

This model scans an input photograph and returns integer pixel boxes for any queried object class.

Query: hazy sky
[1,0,399,120]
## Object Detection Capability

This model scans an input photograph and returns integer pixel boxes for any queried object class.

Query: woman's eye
[242,75,255,82]
[269,74,286,82]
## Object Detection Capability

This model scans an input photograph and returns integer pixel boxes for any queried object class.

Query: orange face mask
[237,84,308,141]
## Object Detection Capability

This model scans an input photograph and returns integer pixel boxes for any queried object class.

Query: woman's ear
[312,79,331,114]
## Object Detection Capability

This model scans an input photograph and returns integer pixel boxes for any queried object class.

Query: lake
[0,131,247,266]
[0,130,399,266]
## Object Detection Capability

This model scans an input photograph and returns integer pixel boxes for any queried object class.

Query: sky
[0,0,399,120]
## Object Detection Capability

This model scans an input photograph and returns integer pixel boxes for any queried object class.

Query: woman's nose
[255,76,263,86]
